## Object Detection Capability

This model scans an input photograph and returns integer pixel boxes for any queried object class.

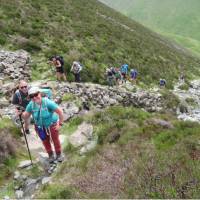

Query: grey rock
[69,123,93,147]
[14,171,21,180]
[15,190,24,199]
[3,195,10,200]
[18,160,32,169]
[150,118,174,129]
[80,140,97,155]
[42,177,52,185]
[0,50,30,81]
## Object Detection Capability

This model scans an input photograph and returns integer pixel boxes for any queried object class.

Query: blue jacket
[121,64,128,74]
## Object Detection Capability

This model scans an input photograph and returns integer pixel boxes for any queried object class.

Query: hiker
[120,64,128,83]
[12,80,30,134]
[114,67,122,85]
[179,71,185,82]
[51,56,66,81]
[159,79,166,87]
[106,68,114,87]
[110,66,117,85]
[130,69,138,84]
[21,87,64,163]
[70,61,82,82]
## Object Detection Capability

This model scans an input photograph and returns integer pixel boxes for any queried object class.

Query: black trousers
[74,73,80,82]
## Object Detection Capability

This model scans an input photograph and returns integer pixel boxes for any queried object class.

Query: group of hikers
[48,55,168,88]
[105,64,169,88]
[12,80,64,164]
[48,56,139,86]
[105,64,138,86]
[47,54,189,90]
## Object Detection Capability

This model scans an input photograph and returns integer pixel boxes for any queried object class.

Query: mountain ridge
[99,0,200,56]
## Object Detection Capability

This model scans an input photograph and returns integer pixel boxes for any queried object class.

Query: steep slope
[0,0,200,87]
[99,0,200,56]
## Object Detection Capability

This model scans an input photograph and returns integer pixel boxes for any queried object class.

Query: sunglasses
[20,86,27,89]
[29,92,39,99]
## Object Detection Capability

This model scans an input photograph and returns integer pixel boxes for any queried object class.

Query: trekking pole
[19,114,33,166]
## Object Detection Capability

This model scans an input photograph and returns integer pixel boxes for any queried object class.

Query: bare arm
[56,60,62,67]
[54,107,64,125]
[22,111,31,120]
[20,111,31,130]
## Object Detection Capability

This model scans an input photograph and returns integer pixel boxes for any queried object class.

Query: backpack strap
[32,98,49,126]
[32,97,48,112]
[15,90,22,105]
[43,97,48,110]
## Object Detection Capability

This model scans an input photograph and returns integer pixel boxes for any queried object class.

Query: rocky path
[11,125,67,199]
[174,79,200,122]
[25,127,44,156]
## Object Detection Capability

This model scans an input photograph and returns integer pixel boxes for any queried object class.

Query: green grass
[160,90,180,112]
[62,93,76,102]
[39,184,74,199]
[84,106,150,144]
[185,97,197,107]
[0,0,200,86]
[35,106,200,198]
[0,118,32,197]
[100,0,200,57]
[178,83,190,90]
[0,118,20,134]
[61,116,83,136]
[0,181,15,199]
[0,117,21,137]
[163,32,200,57]
[0,157,18,184]
[153,121,200,150]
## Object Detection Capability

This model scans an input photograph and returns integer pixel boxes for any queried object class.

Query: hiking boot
[56,153,64,162]
[48,154,55,164]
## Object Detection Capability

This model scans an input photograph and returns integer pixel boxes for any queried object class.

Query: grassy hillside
[0,0,200,87]
[36,106,200,198]
[99,0,200,56]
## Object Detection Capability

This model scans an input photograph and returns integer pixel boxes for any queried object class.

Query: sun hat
[28,87,40,96]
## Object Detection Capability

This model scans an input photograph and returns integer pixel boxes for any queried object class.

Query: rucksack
[131,69,138,77]
[78,62,83,70]
[121,64,128,74]
[15,89,22,105]
[110,67,116,75]
[39,88,52,99]
[56,56,64,66]
[160,79,166,86]
[72,61,83,73]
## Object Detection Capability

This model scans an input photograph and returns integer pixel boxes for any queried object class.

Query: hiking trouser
[121,73,127,82]
[74,73,80,82]
[35,123,61,155]
[107,76,114,86]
